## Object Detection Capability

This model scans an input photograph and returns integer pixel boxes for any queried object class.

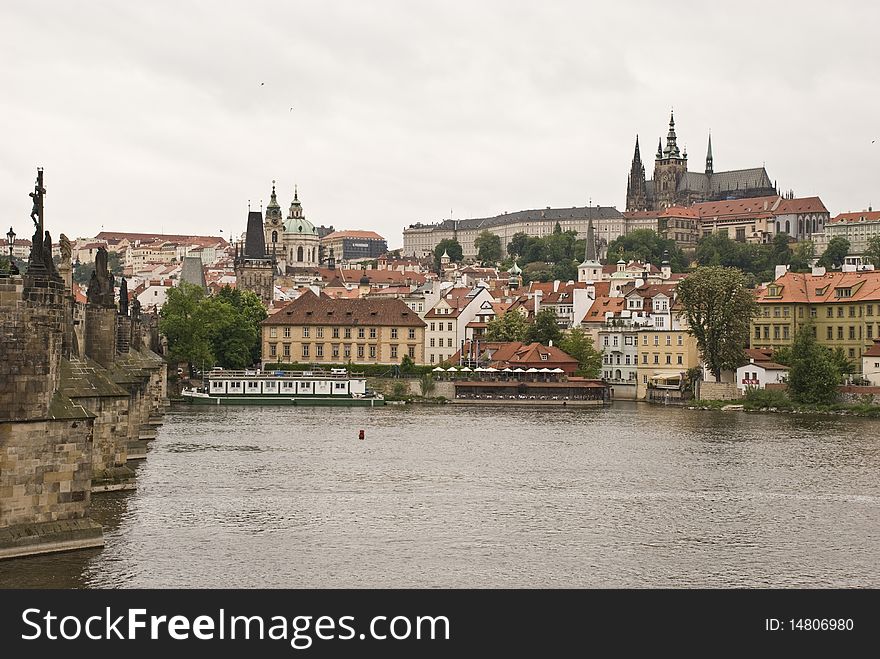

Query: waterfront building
[424,285,495,365]
[735,349,789,394]
[260,290,426,366]
[321,230,388,264]
[863,339,880,386]
[814,209,880,254]
[752,269,880,373]
[625,113,776,211]
[634,328,701,400]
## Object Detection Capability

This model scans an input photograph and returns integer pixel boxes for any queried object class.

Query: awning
[432,367,445,372]
[650,372,681,381]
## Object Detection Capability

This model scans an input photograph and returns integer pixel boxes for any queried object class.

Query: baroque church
[626,112,776,211]
[262,181,320,272]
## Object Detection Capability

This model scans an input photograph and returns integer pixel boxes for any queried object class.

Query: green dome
[283,216,317,235]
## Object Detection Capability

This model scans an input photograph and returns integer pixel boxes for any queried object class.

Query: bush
[743,387,792,410]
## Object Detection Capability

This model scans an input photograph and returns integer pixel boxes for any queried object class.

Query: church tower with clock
[262,181,319,273]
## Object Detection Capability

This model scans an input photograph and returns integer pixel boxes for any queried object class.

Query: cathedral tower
[652,111,688,209]
[235,208,276,308]
[625,135,649,211]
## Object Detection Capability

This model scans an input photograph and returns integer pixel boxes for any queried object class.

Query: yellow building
[752,271,880,373]
[261,290,426,366]
[635,329,701,400]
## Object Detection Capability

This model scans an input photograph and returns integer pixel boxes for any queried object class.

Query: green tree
[788,241,815,272]
[787,321,841,405]
[474,231,503,264]
[485,310,529,342]
[215,286,267,365]
[828,346,855,379]
[817,236,851,270]
[522,261,553,283]
[607,229,688,272]
[675,266,758,381]
[159,283,214,375]
[400,354,416,374]
[433,239,463,270]
[418,372,436,396]
[524,308,562,346]
[769,232,792,266]
[507,232,530,258]
[559,328,602,377]
[863,235,880,268]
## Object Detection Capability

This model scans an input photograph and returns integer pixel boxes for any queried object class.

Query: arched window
[272,230,278,243]
[615,369,622,380]
[785,220,790,234]
[776,222,780,233]
[297,245,304,262]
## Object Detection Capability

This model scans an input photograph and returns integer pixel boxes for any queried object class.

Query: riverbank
[689,398,880,417]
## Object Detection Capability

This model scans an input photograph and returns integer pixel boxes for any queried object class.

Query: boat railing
[203,369,363,380]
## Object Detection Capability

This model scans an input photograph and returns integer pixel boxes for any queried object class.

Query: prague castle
[626,112,777,211]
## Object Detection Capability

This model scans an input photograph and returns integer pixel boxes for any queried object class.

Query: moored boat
[181,368,385,406]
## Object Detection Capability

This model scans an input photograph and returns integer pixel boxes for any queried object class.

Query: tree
[485,310,529,342]
[522,262,553,283]
[675,266,758,381]
[433,239,463,270]
[507,232,530,258]
[787,321,841,405]
[418,372,436,396]
[400,354,416,374]
[215,286,267,365]
[607,229,688,272]
[474,231,503,264]
[524,308,562,346]
[159,283,214,375]
[788,241,815,272]
[817,236,851,270]
[828,347,855,379]
[863,235,880,268]
[559,328,601,378]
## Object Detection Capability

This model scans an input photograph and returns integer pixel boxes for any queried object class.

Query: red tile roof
[864,340,880,357]
[262,289,425,327]
[829,210,880,224]
[756,271,880,304]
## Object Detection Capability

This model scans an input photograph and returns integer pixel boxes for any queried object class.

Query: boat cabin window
[229,382,242,390]
[300,382,312,389]
[210,381,225,392]
[282,382,295,390]
[334,382,347,390]
[246,381,260,390]
[264,381,277,391]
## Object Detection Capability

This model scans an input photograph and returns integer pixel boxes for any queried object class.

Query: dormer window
[767,285,781,297]
[540,353,548,361]
[835,287,852,298]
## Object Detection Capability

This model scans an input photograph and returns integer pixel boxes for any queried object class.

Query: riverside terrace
[452,379,608,404]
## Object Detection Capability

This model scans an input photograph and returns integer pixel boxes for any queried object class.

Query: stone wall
[697,381,742,401]
[367,377,455,399]
[838,385,880,405]
[85,305,117,368]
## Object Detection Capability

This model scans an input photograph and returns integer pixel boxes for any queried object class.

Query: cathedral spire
[265,179,282,223]
[582,214,598,265]
[288,184,303,219]
[664,111,680,158]
[656,137,663,160]
[626,134,649,211]
[705,131,714,175]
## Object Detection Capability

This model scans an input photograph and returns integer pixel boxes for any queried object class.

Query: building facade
[263,183,321,272]
[424,286,495,365]
[261,290,426,366]
[321,230,388,263]
[234,210,276,307]
[814,209,880,254]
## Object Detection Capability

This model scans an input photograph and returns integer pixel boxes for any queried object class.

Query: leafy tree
[769,232,792,266]
[788,241,815,272]
[433,239,463,270]
[863,235,880,268]
[607,229,688,272]
[215,286,267,365]
[159,283,214,375]
[485,310,529,342]
[524,308,562,346]
[787,321,840,405]
[507,232,530,258]
[817,236,851,270]
[400,354,416,374]
[675,266,758,381]
[828,347,855,378]
[550,260,578,282]
[559,328,601,378]
[474,231,503,264]
[522,262,553,283]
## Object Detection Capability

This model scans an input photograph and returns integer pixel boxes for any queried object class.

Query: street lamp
[6,227,14,258]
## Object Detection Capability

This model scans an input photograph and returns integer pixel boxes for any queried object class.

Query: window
[358,328,365,339]
[269,327,277,338]
[763,327,769,339]
[344,345,351,358]
[430,322,435,331]
[677,355,683,365]
[447,338,453,347]
[783,307,790,318]
[849,348,855,358]
[849,326,855,340]
[773,307,780,318]
[642,336,648,345]
[827,326,834,340]
[408,346,415,358]
[391,328,398,339]
[316,344,324,358]
[666,335,671,346]
[269,343,277,357]
[625,355,631,365]
[643,375,648,384]
[282,343,291,357]
[837,326,844,340]
[755,327,761,339]
[284,327,291,338]
[301,327,308,338]
[613,336,619,347]
[642,354,648,364]
[332,327,339,339]
[837,307,844,318]
[540,353,549,361]
[827,307,833,318]
[447,322,453,332]
[430,354,435,363]
[849,306,856,318]
[783,326,790,340]
[316,327,324,338]
[344,328,351,339]
[603,336,609,346]
[391,345,398,359]
[665,355,672,364]
[810,307,817,318]
[357,345,364,358]
[653,355,659,364]
[302,344,309,358]
[408,329,416,340]
[369,345,377,359]
[836,288,852,298]
[430,338,435,347]
[369,328,377,339]
[868,305,874,316]
[332,344,339,358]
[868,325,874,339]
[653,336,659,346]
[624,336,633,346]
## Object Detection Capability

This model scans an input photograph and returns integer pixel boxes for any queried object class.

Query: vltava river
[1,403,878,587]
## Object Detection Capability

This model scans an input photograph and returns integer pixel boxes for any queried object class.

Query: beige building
[635,328,700,400]
[261,290,426,366]
[814,209,880,254]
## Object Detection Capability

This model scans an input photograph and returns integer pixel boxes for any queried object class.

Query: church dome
[283,216,317,235]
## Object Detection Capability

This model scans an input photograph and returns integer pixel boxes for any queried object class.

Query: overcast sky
[2,1,878,249]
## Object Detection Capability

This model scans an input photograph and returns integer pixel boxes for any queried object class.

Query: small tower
[358,267,371,297]
[288,185,303,219]
[705,132,714,176]
[578,213,602,283]
[661,249,672,280]
[625,135,649,212]
[236,207,276,307]
[263,180,283,258]
[440,249,451,269]
[327,247,336,270]
[507,261,522,289]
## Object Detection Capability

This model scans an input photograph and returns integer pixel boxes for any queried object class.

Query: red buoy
[358,429,365,440]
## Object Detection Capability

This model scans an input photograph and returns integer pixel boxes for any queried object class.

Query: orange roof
[830,210,880,224]
[690,196,780,218]
[864,340,880,357]
[584,295,625,320]
[775,196,827,215]
[757,271,880,304]
[745,348,773,362]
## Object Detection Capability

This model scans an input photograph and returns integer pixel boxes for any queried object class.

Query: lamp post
[6,226,14,258]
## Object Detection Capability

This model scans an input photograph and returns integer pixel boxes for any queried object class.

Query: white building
[424,286,494,365]
[736,359,789,393]
[814,209,880,254]
[862,339,880,386]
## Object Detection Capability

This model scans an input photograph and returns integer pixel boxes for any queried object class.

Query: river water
[1,403,878,588]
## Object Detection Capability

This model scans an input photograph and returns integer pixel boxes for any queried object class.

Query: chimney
[811,265,826,276]
[774,264,788,280]
[534,289,542,315]
[553,280,560,293]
